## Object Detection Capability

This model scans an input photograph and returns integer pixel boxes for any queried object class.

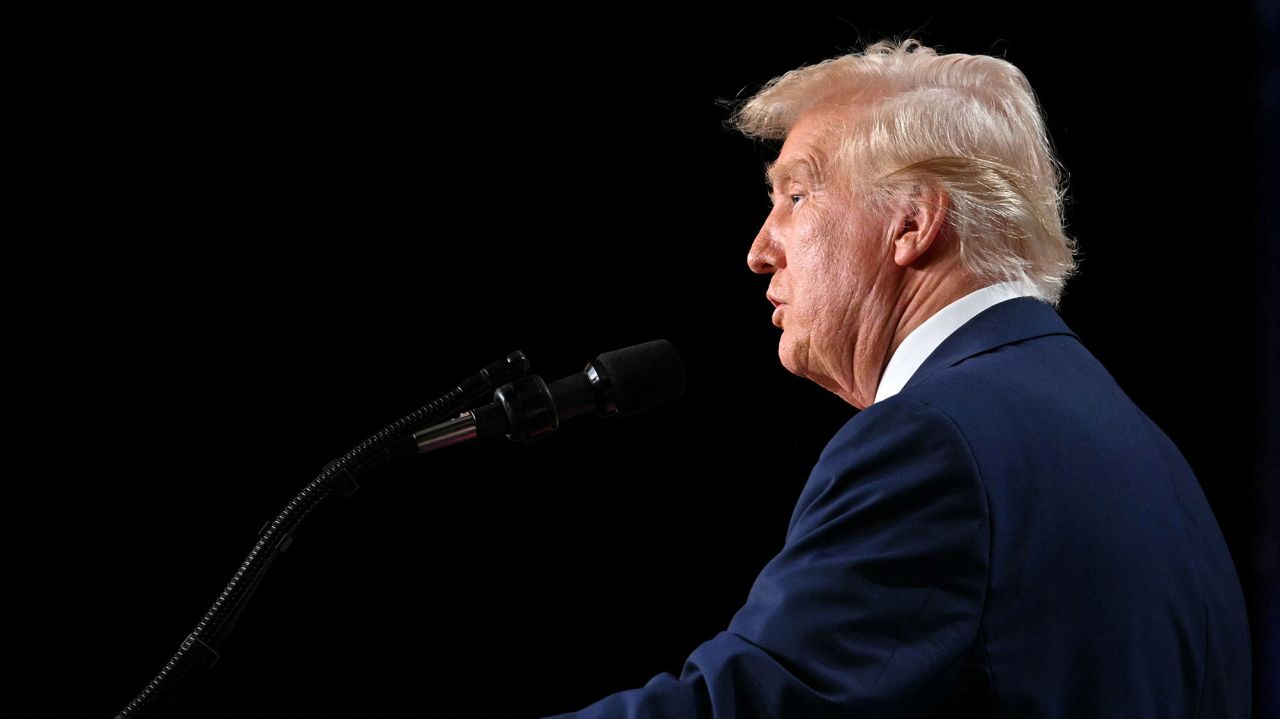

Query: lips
[767,293,786,328]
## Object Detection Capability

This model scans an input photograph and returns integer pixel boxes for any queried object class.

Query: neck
[889,266,985,358]
[842,260,984,409]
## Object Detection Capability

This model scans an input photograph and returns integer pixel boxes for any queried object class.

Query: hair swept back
[730,38,1078,306]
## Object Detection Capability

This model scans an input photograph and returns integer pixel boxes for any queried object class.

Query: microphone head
[591,339,686,417]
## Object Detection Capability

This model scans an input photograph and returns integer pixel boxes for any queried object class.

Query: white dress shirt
[873,278,1046,404]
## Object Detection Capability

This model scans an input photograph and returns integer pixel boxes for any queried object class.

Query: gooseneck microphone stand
[115,339,686,717]
[113,352,531,718]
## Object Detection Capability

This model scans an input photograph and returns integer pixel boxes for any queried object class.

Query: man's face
[747,106,901,406]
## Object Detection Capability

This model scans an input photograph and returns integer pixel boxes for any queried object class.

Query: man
[547,39,1250,717]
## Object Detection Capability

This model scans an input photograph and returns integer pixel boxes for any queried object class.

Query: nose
[748,210,783,275]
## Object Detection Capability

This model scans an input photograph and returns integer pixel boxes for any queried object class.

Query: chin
[776,337,808,379]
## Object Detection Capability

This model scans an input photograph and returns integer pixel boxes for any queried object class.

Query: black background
[11,5,1271,717]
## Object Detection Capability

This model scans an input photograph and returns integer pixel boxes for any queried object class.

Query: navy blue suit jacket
[548,297,1251,718]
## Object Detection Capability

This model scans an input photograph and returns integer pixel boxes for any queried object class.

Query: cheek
[790,208,873,321]
[806,276,855,346]
[807,251,877,348]
[801,241,860,316]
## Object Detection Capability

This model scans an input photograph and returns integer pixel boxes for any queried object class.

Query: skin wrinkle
[766,154,828,207]
[839,200,893,404]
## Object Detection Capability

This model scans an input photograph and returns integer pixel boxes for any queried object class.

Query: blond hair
[731,39,1078,305]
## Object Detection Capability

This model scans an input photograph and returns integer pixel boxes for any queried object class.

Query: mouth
[769,301,786,328]
[766,293,785,309]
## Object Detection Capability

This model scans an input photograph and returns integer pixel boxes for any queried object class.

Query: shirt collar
[873,278,1045,404]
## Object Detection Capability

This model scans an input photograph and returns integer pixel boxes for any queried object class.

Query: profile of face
[747,106,911,409]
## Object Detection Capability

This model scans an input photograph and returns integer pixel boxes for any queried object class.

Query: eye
[767,190,806,207]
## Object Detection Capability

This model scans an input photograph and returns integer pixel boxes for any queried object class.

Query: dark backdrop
[12,5,1272,717]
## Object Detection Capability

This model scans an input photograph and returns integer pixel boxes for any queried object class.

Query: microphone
[413,339,685,452]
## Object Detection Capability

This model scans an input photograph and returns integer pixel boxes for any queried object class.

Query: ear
[891,186,951,268]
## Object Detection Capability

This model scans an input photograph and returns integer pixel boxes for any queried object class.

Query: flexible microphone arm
[113,352,530,718]
[115,340,685,717]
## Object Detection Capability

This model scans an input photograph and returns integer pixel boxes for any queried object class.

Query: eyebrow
[764,158,819,190]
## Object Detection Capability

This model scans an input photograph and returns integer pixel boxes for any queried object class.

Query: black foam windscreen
[593,339,686,417]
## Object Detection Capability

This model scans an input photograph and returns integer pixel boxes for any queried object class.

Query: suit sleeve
[542,397,991,718]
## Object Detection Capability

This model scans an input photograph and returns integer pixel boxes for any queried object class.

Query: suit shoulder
[810,396,986,504]
[790,393,991,552]
[821,394,977,463]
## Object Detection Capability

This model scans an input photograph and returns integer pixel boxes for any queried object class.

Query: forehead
[764,107,848,188]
